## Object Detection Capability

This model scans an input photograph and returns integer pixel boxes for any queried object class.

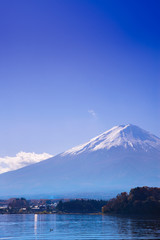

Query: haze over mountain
[0,124,159,198]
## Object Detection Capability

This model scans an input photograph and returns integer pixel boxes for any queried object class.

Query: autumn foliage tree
[8,198,29,210]
[102,187,160,215]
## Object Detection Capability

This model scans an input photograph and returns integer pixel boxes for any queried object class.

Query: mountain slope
[0,124,160,198]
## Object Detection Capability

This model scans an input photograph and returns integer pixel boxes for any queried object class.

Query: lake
[0,214,160,240]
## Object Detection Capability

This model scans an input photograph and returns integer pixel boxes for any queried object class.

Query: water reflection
[0,214,160,240]
[34,214,38,237]
[106,215,160,239]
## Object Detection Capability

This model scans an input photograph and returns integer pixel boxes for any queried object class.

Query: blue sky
[0,0,159,156]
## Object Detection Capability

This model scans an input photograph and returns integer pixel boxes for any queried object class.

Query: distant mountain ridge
[0,124,159,198]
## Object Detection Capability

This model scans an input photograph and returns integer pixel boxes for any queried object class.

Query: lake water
[0,214,160,240]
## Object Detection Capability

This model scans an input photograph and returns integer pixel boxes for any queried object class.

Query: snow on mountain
[0,152,53,174]
[62,124,160,155]
[0,124,159,198]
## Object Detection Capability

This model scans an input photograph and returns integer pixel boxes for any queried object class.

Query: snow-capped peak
[62,124,160,156]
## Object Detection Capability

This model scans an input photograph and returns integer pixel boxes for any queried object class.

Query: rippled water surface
[0,214,160,240]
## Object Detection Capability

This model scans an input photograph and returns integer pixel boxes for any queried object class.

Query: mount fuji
[0,124,160,198]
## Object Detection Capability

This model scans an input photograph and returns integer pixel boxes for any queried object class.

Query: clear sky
[0,0,159,156]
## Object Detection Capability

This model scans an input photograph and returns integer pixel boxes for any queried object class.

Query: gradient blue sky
[0,0,159,156]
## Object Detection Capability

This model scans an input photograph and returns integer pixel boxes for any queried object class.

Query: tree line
[102,186,160,215]
[56,199,107,213]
